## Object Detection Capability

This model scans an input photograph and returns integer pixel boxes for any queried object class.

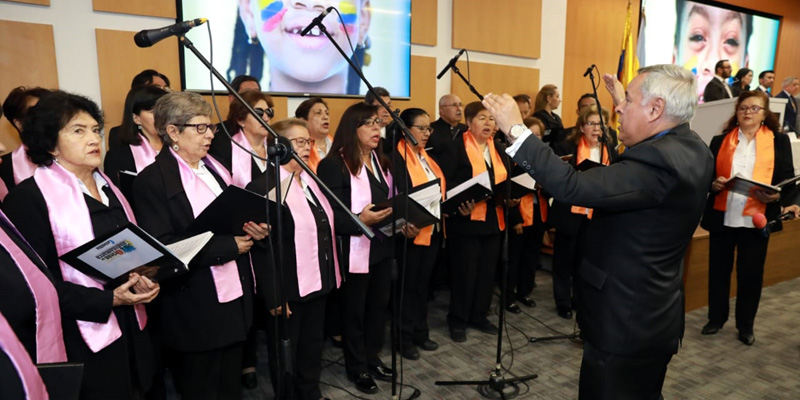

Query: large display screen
[179,0,411,97]
[638,0,780,101]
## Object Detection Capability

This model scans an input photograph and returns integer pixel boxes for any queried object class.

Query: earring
[172,143,179,151]
[136,124,142,131]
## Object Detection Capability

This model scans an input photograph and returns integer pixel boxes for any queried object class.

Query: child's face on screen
[243,0,370,91]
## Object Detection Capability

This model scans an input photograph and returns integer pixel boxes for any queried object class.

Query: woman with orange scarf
[438,102,509,343]
[549,106,616,320]
[700,90,799,346]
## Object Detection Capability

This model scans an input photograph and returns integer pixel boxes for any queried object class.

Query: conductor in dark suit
[483,64,715,399]
[702,59,733,102]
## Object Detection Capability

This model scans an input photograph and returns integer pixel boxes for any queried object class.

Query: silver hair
[782,76,798,88]
[153,92,212,145]
[636,65,698,124]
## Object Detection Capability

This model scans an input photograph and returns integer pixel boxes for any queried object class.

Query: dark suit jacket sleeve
[512,134,678,212]
[315,157,363,236]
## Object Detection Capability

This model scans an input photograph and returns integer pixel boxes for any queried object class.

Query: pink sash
[12,146,36,184]
[169,149,244,303]
[0,312,49,400]
[129,137,158,172]
[0,211,67,363]
[231,131,266,188]
[280,166,341,296]
[348,151,392,274]
[34,163,147,353]
[0,178,8,201]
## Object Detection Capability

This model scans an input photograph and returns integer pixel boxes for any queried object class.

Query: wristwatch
[508,124,527,143]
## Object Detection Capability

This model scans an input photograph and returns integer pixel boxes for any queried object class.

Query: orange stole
[397,139,447,246]
[463,131,507,230]
[571,136,610,219]
[713,126,775,216]
[520,191,548,226]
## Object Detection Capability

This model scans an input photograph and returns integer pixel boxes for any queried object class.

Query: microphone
[300,7,334,36]
[267,136,295,165]
[134,18,207,48]
[437,49,466,80]
[753,211,796,237]
[583,64,596,77]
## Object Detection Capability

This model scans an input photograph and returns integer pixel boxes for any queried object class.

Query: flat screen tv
[638,0,780,101]
[179,0,411,98]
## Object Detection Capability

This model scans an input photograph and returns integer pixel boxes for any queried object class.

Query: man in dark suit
[702,59,733,102]
[756,70,775,96]
[427,94,468,162]
[775,76,799,134]
[483,64,715,399]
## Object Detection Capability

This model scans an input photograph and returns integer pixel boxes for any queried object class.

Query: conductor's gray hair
[637,65,698,124]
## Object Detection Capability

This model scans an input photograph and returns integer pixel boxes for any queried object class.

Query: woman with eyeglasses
[549,106,616,320]
[210,90,274,188]
[700,90,799,346]
[295,97,332,172]
[3,91,161,400]
[316,102,395,395]
[131,92,269,399]
[103,85,168,188]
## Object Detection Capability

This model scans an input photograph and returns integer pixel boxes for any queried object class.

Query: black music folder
[37,362,83,400]
[188,185,272,235]
[373,179,441,236]
[725,173,800,196]
[576,159,605,172]
[441,171,493,215]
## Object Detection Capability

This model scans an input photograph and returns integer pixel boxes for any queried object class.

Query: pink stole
[169,149,244,303]
[0,178,7,201]
[348,151,392,274]
[280,166,341,296]
[0,211,67,363]
[0,312,49,400]
[129,136,158,172]
[12,146,36,185]
[231,131,265,188]
[33,163,146,353]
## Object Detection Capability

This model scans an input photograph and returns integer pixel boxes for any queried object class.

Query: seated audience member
[756,70,774,96]
[730,68,753,97]
[775,76,799,133]
[532,84,565,144]
[0,86,51,198]
[702,60,734,102]
[514,94,533,119]
[428,94,468,162]
[108,69,172,151]
[295,97,332,171]
[3,91,160,400]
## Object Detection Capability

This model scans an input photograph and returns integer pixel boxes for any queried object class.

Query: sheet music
[446,171,490,199]
[511,173,536,190]
[165,232,213,265]
[409,181,442,219]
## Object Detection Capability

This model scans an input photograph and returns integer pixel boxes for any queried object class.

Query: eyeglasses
[359,118,383,127]
[442,103,463,108]
[181,123,217,134]
[254,107,275,119]
[412,125,434,132]
[585,121,602,127]
[289,137,315,148]
[737,105,763,114]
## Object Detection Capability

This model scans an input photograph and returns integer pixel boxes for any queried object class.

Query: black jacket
[532,110,565,144]
[775,91,798,133]
[427,118,467,163]
[703,77,733,102]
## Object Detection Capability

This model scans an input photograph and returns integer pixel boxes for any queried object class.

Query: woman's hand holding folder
[112,272,160,306]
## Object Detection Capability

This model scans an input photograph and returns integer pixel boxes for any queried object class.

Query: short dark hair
[364,87,390,105]
[513,94,531,105]
[577,93,595,108]
[22,91,104,167]
[758,70,774,80]
[295,97,328,119]
[327,102,389,175]
[2,86,52,134]
[131,69,170,88]
[119,85,169,146]
[226,91,274,126]
[231,75,261,93]
[464,101,487,123]
[714,60,729,74]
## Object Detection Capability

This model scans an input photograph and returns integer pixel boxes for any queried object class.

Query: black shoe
[557,308,573,320]
[738,332,755,346]
[470,320,498,334]
[414,339,439,351]
[241,371,257,390]
[368,364,393,382]
[348,372,379,394]
[505,303,522,314]
[701,322,722,335]
[450,327,467,343]
[401,345,420,360]
[518,296,537,308]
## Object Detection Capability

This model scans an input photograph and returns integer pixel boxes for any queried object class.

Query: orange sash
[306,137,332,173]
[713,126,774,216]
[520,191,548,226]
[397,139,447,246]
[571,137,609,219]
[463,131,507,230]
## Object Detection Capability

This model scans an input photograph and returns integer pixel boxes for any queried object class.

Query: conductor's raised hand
[359,204,393,226]
[602,73,625,107]
[482,93,524,135]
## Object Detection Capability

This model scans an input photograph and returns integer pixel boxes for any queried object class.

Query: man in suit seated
[483,64,715,400]
[756,70,775,96]
[775,76,799,134]
[702,59,733,102]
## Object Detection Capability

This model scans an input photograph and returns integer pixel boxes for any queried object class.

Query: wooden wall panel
[95,29,180,146]
[0,20,58,153]
[5,0,49,5]
[452,0,541,59]
[411,0,437,46]
[202,95,289,125]
[450,61,539,109]
[92,0,176,19]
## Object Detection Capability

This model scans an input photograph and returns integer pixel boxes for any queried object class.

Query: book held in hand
[725,173,800,196]
[373,179,442,236]
[508,173,537,198]
[441,171,493,215]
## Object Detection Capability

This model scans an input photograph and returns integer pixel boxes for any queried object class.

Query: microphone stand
[177,34,375,399]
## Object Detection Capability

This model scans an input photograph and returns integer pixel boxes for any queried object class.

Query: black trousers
[398,233,442,346]
[170,342,244,400]
[553,230,580,311]
[707,226,770,333]
[342,258,392,375]
[265,295,327,400]
[579,340,672,400]
[447,233,502,330]
[507,222,544,305]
